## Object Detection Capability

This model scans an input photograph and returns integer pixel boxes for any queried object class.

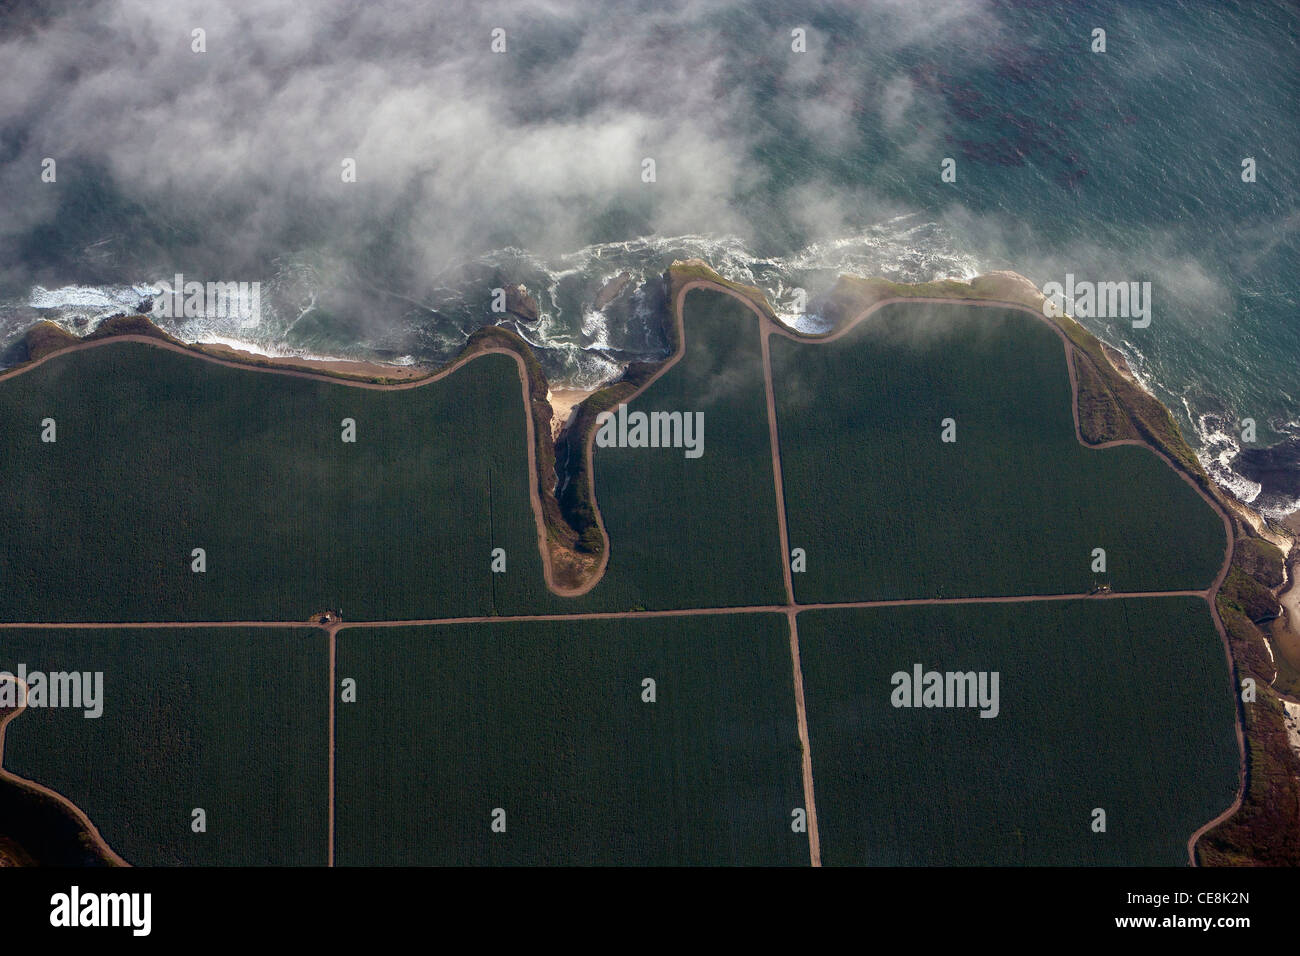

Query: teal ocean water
[0,0,1295,516]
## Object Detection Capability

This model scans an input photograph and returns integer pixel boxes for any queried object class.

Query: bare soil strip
[759,327,796,607]
[754,291,822,864]
[327,626,337,868]
[0,589,1222,633]
[785,612,821,866]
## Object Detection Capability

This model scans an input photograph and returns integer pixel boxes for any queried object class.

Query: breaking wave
[4,219,1293,522]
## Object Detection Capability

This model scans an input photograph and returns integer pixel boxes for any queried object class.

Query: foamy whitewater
[5,215,1292,523]
[7,214,980,387]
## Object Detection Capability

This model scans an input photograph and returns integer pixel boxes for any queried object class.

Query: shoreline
[12,282,1300,538]
[1284,549,1300,625]
[1274,551,1300,677]
[10,265,1293,581]
[195,342,429,381]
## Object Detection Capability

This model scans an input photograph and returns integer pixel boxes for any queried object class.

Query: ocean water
[0,0,1295,518]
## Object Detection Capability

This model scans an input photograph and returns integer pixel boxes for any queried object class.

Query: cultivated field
[0,346,552,621]
[334,613,807,865]
[797,598,1239,865]
[0,627,328,865]
[770,303,1227,603]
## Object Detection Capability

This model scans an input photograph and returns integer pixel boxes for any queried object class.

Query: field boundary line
[785,612,821,866]
[0,588,1226,631]
[327,625,337,868]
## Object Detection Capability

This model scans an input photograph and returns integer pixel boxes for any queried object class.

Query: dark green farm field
[550,287,787,613]
[0,345,553,621]
[0,627,327,865]
[334,613,808,865]
[796,598,1239,865]
[771,303,1226,603]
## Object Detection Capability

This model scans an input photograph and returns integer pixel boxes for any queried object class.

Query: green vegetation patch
[797,598,1239,865]
[0,627,327,865]
[0,344,552,621]
[335,613,807,865]
[1233,537,1286,589]
[1198,572,1300,865]
[771,303,1225,602]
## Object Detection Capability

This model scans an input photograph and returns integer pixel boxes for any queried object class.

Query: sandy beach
[196,343,429,381]
[546,387,594,440]
[1277,549,1300,652]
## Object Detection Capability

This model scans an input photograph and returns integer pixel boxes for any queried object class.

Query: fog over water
[1,0,1296,515]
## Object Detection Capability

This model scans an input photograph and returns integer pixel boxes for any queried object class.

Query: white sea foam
[579,308,612,350]
[1189,405,1263,504]
[12,225,1292,521]
[781,311,834,335]
[196,335,341,364]
[1116,338,1161,397]
[27,283,159,312]
[1183,402,1300,520]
